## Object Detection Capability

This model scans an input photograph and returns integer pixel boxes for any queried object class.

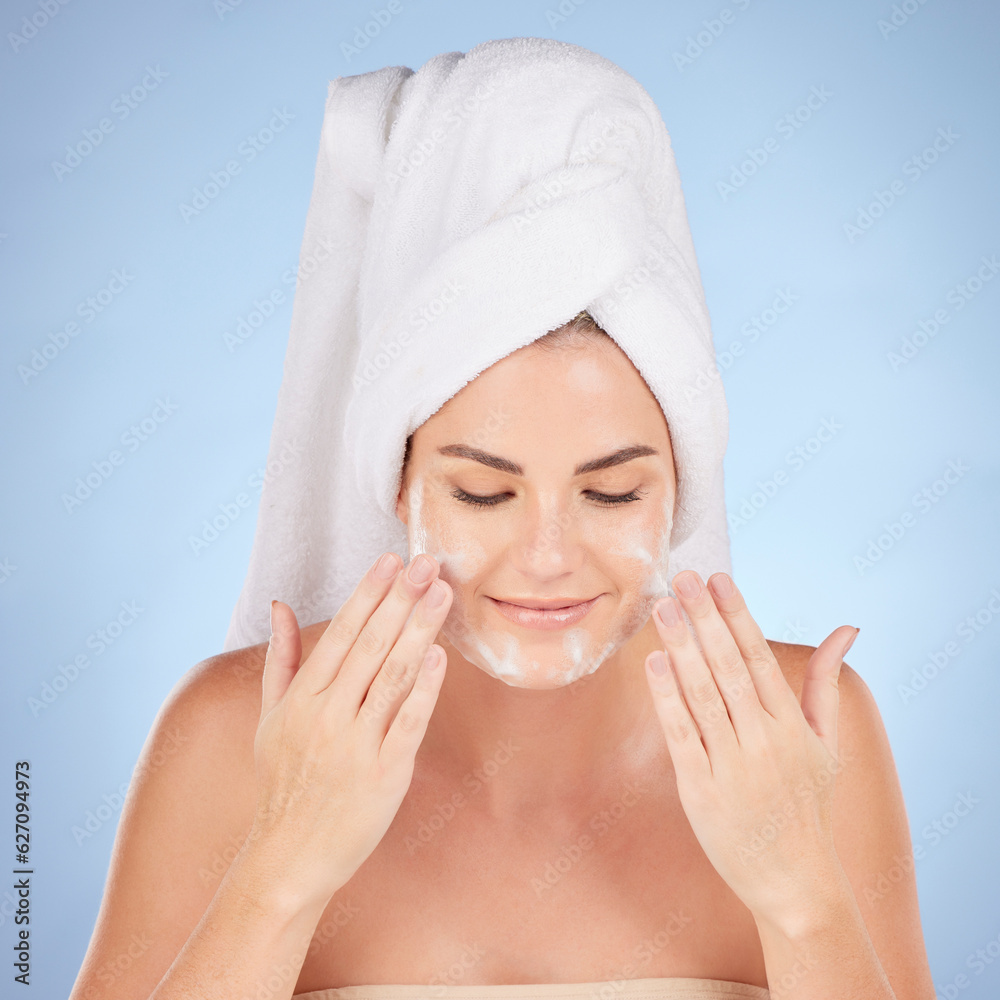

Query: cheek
[607,494,673,598]
[406,474,430,555]
[406,476,489,584]
[434,531,488,583]
[403,479,673,689]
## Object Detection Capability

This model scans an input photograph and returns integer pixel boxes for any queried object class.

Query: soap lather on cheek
[433,536,488,583]
[406,474,488,583]
[405,477,529,683]
[407,474,430,557]
[598,494,674,650]
[647,495,674,597]
[403,477,674,689]
[608,494,673,599]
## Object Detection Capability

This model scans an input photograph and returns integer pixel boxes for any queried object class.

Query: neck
[416,616,671,818]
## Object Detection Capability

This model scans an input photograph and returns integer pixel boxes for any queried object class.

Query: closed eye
[450,487,647,508]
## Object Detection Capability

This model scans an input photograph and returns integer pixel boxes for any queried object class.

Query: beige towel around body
[291,976,770,999]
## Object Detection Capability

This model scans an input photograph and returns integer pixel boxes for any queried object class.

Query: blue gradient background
[2,1,998,997]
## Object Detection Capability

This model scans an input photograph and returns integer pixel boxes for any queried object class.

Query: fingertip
[648,650,669,677]
[708,572,736,600]
[842,626,860,656]
[374,551,400,580]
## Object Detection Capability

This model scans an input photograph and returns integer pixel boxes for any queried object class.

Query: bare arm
[70,552,452,1000]
[146,835,332,1000]
[67,650,320,1000]
[755,647,936,999]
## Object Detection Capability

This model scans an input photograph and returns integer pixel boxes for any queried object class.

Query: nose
[510,496,584,579]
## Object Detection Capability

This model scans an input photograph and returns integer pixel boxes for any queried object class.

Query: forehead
[418,338,666,443]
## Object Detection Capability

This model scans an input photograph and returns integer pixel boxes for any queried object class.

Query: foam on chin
[406,478,673,690]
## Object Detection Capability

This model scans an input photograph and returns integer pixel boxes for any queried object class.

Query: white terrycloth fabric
[223,36,731,653]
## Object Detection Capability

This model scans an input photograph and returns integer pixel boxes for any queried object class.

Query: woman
[69,38,934,1000]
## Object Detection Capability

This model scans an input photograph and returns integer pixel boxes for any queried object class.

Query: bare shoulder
[187,613,333,707]
[765,637,863,700]
[766,637,884,738]
[174,615,332,732]
[68,640,271,1000]
[152,636,271,766]
[764,639,898,805]
[764,637,882,813]
[766,638,935,998]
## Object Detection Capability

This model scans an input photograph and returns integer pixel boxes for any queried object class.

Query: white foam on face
[608,497,673,611]
[408,474,429,556]
[443,580,598,691]
[435,537,488,583]
[608,494,673,600]
[647,494,674,598]
[470,630,533,682]
[406,476,525,684]
[562,627,586,671]
[405,476,675,690]
[406,473,487,582]
[557,627,589,686]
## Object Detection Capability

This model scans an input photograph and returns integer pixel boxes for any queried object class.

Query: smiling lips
[486,595,601,630]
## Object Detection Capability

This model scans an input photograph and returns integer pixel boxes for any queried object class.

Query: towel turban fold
[223,37,731,652]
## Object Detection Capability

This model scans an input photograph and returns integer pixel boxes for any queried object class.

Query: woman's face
[395,333,676,690]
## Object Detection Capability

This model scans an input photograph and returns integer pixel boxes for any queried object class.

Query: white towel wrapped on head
[223,36,731,653]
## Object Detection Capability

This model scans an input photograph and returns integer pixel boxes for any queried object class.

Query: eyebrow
[436,443,659,476]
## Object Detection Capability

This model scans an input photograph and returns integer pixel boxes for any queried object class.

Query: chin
[438,583,657,689]
[442,615,639,691]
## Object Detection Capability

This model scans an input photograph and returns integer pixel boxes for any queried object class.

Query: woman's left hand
[644,569,858,928]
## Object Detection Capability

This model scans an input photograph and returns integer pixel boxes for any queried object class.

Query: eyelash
[450,487,648,508]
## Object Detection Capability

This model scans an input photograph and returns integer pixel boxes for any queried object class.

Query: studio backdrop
[1,1,998,997]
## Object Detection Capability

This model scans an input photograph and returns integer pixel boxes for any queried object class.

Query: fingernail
[843,627,860,655]
[374,553,398,579]
[710,573,734,599]
[425,580,446,607]
[674,573,701,599]
[649,651,669,676]
[270,599,277,633]
[408,554,434,583]
[655,598,680,627]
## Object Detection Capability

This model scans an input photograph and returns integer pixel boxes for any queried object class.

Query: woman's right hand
[244,551,453,908]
